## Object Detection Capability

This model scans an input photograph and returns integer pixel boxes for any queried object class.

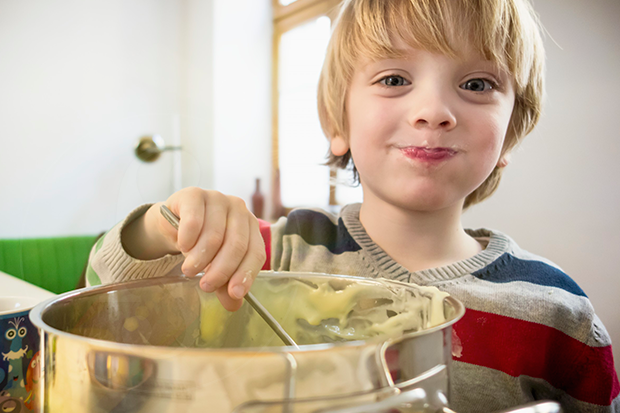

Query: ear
[330,135,349,156]
[497,153,511,168]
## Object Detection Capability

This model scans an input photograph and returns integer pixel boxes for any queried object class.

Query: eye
[18,327,27,338]
[460,78,497,92]
[5,329,16,340]
[378,75,410,87]
[1,399,18,412]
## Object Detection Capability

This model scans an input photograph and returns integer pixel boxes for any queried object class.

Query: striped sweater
[88,203,620,413]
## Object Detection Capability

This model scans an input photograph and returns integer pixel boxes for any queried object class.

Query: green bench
[0,236,100,294]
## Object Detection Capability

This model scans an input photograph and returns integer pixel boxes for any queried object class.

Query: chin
[362,179,467,213]
[388,193,461,213]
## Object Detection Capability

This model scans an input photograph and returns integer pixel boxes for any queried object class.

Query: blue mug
[0,296,43,413]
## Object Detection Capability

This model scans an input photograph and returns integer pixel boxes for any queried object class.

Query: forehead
[342,0,517,80]
[354,37,506,76]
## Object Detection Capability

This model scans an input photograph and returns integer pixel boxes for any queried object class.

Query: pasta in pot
[197,276,449,348]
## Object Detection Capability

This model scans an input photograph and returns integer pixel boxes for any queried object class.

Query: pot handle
[492,401,562,413]
[374,339,449,391]
[442,401,562,413]
[314,387,428,413]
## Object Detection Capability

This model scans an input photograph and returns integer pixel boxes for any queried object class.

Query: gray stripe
[451,361,619,413]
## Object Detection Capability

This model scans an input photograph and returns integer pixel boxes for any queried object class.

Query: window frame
[271,0,342,217]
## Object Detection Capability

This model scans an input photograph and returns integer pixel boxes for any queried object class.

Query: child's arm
[93,187,267,311]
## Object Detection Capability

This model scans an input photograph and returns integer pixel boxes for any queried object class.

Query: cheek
[474,112,510,160]
[484,128,505,158]
[347,91,398,138]
[347,97,373,138]
[460,120,507,187]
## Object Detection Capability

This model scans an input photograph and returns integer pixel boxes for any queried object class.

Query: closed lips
[401,147,457,160]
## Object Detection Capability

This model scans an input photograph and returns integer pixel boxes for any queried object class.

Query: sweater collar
[340,203,514,284]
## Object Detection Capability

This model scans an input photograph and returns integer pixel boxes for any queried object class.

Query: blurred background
[0,0,618,373]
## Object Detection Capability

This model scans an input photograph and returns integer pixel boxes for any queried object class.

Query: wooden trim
[271,0,343,212]
[274,0,341,33]
[329,168,337,205]
[271,27,280,173]
[274,0,319,20]
[324,1,341,20]
[273,0,340,22]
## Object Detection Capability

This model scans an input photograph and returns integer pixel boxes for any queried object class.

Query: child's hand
[127,187,267,311]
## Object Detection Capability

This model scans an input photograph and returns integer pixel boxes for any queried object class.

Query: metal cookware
[30,272,464,412]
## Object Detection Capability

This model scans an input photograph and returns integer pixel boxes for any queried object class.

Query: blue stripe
[472,253,587,297]
[284,209,361,254]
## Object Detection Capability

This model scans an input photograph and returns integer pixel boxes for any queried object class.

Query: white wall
[212,0,273,213]
[0,0,214,238]
[462,0,620,373]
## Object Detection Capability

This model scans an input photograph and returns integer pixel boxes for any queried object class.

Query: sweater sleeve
[525,306,620,412]
[86,204,184,286]
[565,313,620,412]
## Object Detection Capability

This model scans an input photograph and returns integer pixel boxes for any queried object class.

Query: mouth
[400,146,457,162]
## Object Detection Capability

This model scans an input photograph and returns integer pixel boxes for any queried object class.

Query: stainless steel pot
[30,272,465,412]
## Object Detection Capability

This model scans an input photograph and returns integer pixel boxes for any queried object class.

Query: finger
[181,192,229,277]
[226,216,266,300]
[215,285,243,312]
[199,197,250,292]
[172,188,207,253]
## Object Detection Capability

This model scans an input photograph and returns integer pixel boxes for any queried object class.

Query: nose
[407,86,457,131]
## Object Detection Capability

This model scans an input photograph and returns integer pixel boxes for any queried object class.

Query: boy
[87,0,619,411]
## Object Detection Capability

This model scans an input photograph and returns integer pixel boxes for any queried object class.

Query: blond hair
[318,0,546,208]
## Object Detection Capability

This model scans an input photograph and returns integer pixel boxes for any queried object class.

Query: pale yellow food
[123,316,139,332]
[198,277,449,348]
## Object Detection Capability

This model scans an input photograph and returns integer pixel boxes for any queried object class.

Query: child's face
[331,42,516,213]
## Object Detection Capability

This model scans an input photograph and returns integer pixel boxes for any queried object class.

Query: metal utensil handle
[159,204,299,349]
[160,203,180,228]
[244,291,299,348]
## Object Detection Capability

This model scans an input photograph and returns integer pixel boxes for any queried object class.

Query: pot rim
[29,271,465,354]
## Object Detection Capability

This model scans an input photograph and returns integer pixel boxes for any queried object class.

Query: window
[272,0,362,217]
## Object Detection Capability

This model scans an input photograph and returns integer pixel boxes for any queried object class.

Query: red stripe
[258,219,271,270]
[453,309,620,405]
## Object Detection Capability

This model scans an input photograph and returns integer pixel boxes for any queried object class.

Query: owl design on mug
[0,316,36,411]
[0,391,29,413]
